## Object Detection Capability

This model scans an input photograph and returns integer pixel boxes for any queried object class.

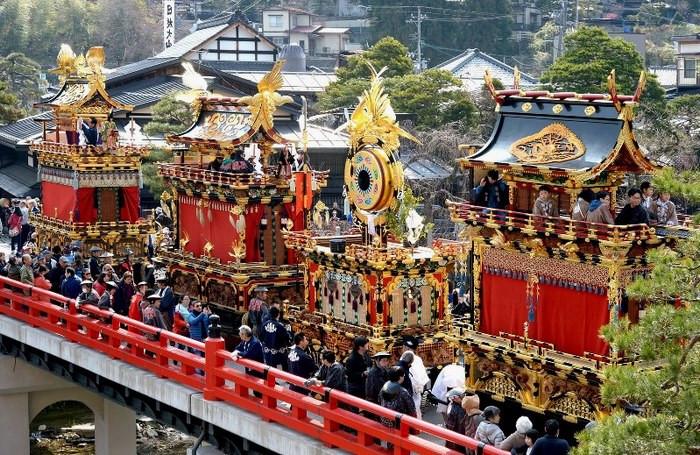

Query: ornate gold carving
[584,105,596,116]
[237,60,293,133]
[521,102,532,112]
[480,373,519,400]
[547,392,596,421]
[510,123,585,164]
[347,63,419,154]
[552,104,564,114]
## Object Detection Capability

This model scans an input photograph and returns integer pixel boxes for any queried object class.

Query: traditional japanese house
[447,70,694,422]
[31,45,152,256]
[157,62,327,328]
[284,67,461,363]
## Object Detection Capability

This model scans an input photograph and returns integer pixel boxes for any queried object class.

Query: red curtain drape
[531,284,609,356]
[480,273,529,337]
[283,202,304,264]
[41,182,76,221]
[178,195,203,256]
[119,187,140,222]
[210,202,237,261]
[245,203,265,262]
[75,188,97,223]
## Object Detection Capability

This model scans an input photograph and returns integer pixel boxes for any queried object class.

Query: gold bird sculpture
[50,44,78,80]
[238,60,293,132]
[85,46,106,75]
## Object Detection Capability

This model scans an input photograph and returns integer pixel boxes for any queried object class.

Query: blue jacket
[61,275,82,299]
[234,337,264,363]
[179,308,209,341]
[288,345,317,394]
[472,179,508,209]
[261,318,290,351]
[81,123,99,146]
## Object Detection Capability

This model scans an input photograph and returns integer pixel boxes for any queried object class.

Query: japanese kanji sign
[163,0,175,49]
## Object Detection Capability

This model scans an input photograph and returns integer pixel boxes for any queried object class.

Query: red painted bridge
[0,276,508,455]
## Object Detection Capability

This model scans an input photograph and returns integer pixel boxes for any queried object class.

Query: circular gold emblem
[344,145,403,222]
[552,104,564,114]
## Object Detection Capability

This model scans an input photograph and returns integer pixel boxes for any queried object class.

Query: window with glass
[684,58,696,79]
[269,15,283,28]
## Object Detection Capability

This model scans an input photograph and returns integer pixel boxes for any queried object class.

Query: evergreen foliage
[0,53,42,110]
[318,37,474,131]
[575,172,700,454]
[0,80,23,124]
[143,95,194,137]
[541,27,665,106]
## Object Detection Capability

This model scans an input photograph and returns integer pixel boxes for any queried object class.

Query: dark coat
[344,351,371,398]
[365,366,388,403]
[615,204,650,226]
[529,435,570,455]
[60,275,82,299]
[398,359,413,396]
[472,179,508,209]
[288,345,317,395]
[380,384,416,428]
[314,362,347,391]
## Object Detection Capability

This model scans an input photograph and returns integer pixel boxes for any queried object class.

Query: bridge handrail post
[204,314,225,401]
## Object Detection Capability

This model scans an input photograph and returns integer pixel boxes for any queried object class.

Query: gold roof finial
[347,63,419,153]
[50,44,78,82]
[513,65,521,90]
[238,60,293,132]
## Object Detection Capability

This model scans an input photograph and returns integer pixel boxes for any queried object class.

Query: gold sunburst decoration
[510,123,585,164]
[347,63,419,154]
[238,60,293,132]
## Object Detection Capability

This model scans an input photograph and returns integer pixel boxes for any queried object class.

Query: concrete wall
[0,356,136,455]
[0,314,340,455]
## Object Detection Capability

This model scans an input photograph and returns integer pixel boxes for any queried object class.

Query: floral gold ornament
[552,104,564,114]
[584,105,596,116]
[510,123,585,164]
[521,102,532,112]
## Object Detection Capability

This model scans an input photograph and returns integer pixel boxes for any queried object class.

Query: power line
[406,6,428,72]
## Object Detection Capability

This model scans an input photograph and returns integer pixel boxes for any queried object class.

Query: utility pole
[558,0,567,58]
[406,6,427,72]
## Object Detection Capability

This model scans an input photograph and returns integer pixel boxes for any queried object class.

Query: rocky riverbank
[30,415,196,454]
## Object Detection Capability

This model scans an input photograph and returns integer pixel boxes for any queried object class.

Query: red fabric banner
[41,182,76,221]
[480,273,528,337]
[531,284,609,356]
[480,273,610,357]
[119,187,140,222]
[178,196,204,256]
[245,203,264,262]
[75,188,97,223]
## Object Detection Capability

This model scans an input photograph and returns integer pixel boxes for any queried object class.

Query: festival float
[156,61,327,330]
[284,67,463,363]
[446,69,694,423]
[31,45,153,256]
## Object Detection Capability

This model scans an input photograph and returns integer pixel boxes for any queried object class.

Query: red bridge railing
[0,276,507,455]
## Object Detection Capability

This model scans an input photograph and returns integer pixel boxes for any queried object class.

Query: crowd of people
[230,289,573,454]
[0,234,576,452]
[473,170,681,227]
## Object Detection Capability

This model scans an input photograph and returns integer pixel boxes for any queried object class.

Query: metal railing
[0,276,507,455]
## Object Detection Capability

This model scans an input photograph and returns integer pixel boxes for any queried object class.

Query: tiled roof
[223,71,336,93]
[0,112,53,147]
[275,122,348,149]
[0,164,40,197]
[402,156,452,181]
[110,77,190,108]
[435,49,538,92]
[153,23,229,59]
[199,60,276,72]
[106,58,180,83]
[291,25,322,34]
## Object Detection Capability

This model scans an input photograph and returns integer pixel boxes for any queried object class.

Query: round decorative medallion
[344,145,403,221]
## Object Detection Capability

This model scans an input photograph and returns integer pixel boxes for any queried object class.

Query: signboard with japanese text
[163,0,175,49]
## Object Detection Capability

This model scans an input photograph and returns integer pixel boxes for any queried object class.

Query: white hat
[516,416,533,434]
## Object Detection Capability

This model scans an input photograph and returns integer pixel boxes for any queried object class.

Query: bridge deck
[0,276,506,455]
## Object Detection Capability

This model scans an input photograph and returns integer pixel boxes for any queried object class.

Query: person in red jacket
[128,281,148,322]
[33,265,52,302]
[173,295,191,338]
